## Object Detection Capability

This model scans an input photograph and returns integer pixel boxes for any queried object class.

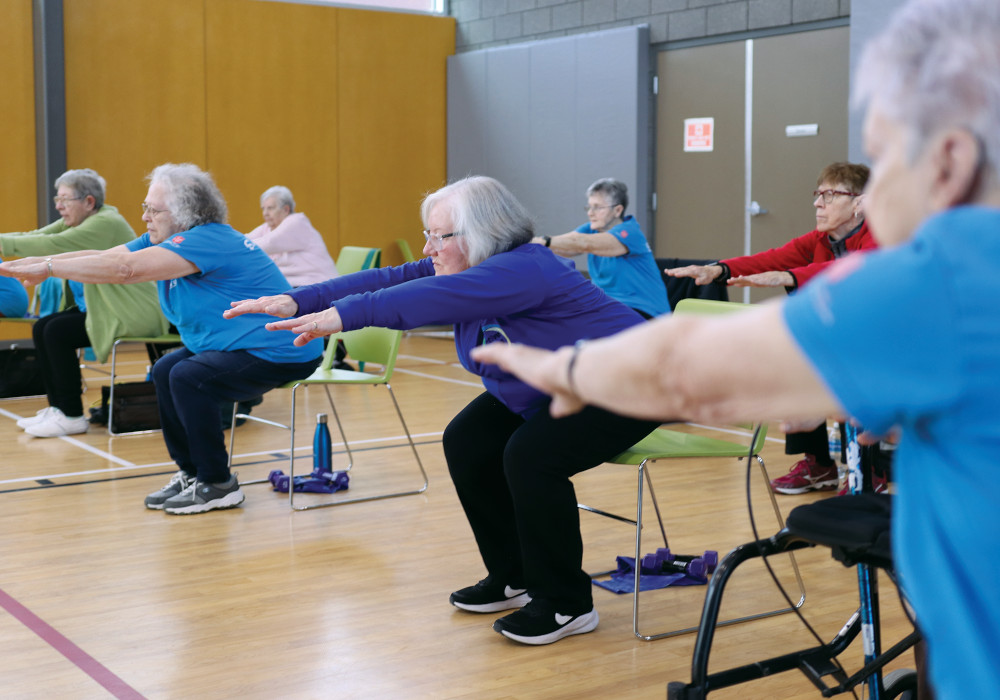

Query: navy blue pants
[444,392,659,615]
[151,347,320,483]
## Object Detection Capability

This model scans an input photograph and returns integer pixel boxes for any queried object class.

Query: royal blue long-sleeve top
[287,243,644,418]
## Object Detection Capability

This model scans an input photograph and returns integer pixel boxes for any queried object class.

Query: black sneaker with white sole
[450,577,531,613]
[492,599,599,645]
[162,474,245,515]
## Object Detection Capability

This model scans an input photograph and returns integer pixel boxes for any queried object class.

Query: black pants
[785,422,832,464]
[443,392,659,614]
[32,307,91,417]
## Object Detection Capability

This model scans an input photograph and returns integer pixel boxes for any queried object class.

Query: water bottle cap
[317,413,328,424]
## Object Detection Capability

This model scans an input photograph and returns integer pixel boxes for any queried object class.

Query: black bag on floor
[98,381,161,433]
[0,343,45,398]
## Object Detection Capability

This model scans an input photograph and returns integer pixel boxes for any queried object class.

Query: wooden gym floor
[0,335,916,699]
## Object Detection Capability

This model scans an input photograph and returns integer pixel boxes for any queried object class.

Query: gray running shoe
[145,471,194,510]
[163,474,245,515]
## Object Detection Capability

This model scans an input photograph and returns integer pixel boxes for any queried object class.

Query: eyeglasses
[141,202,169,217]
[53,195,84,206]
[813,189,859,205]
[584,204,615,214]
[423,230,461,250]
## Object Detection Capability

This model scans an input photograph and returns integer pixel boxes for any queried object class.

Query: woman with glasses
[226,175,659,645]
[535,177,669,318]
[665,161,876,497]
[0,168,166,437]
[1,163,323,513]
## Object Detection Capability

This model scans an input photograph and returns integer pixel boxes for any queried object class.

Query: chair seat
[291,367,387,386]
[614,427,759,463]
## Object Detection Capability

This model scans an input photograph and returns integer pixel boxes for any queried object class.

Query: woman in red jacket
[666,162,876,495]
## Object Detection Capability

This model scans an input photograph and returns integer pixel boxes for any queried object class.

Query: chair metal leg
[289,381,428,511]
[107,339,160,437]
[632,453,806,641]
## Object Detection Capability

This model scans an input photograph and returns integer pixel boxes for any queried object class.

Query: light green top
[0,205,169,362]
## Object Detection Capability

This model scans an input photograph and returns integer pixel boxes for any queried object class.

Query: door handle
[748,201,768,216]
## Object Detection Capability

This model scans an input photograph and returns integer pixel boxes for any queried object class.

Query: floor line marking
[0,587,147,699]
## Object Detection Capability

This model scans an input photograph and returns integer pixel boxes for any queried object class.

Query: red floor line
[0,587,146,699]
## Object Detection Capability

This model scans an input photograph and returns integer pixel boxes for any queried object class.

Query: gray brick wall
[450,0,851,51]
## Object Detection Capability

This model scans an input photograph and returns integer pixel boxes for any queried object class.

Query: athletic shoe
[145,471,194,510]
[17,407,55,429]
[770,454,839,494]
[163,474,245,515]
[493,599,599,645]
[24,407,90,438]
[838,473,888,497]
[450,577,531,613]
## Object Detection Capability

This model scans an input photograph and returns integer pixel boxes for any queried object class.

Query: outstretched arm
[471,302,842,424]
[665,264,725,286]
[538,232,628,257]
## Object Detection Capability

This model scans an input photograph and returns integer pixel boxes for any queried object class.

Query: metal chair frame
[581,298,805,640]
[227,326,428,511]
[107,334,181,436]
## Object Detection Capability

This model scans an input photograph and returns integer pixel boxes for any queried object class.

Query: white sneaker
[17,407,55,429]
[25,407,90,438]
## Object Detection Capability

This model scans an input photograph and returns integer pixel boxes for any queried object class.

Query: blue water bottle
[312,413,333,475]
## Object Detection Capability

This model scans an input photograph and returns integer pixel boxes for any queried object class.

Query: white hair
[853,0,1000,181]
[260,185,295,212]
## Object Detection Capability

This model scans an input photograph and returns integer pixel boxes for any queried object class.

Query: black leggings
[32,307,91,417]
[443,392,659,614]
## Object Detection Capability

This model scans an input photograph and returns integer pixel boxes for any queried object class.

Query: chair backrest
[336,246,381,274]
[673,297,768,450]
[324,326,402,379]
[396,238,417,263]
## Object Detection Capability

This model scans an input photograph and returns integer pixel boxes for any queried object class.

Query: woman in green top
[0,168,167,437]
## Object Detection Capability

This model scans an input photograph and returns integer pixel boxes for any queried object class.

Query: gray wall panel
[447,25,651,260]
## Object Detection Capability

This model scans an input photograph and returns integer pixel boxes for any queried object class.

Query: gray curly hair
[147,163,228,231]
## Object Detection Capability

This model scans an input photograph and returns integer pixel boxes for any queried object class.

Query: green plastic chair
[583,297,805,640]
[228,325,427,511]
[396,238,417,263]
[335,246,381,274]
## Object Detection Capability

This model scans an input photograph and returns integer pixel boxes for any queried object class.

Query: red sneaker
[770,455,840,494]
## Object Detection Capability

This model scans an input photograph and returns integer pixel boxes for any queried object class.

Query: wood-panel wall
[47,0,451,268]
[0,0,38,233]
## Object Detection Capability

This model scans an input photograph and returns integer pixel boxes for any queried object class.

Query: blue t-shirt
[126,223,321,364]
[782,206,1000,700]
[576,215,670,317]
[0,255,29,318]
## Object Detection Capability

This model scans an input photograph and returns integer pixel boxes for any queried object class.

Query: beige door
[656,27,850,303]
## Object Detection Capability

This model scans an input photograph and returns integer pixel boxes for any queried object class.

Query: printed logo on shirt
[168,236,185,246]
[243,238,257,252]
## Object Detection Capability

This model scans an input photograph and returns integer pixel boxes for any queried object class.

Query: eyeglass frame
[141,202,170,217]
[584,203,618,214]
[53,195,85,206]
[422,229,462,250]
[812,189,860,205]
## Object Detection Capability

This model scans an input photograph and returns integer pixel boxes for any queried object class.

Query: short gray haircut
[55,169,106,209]
[420,176,535,267]
[147,163,228,231]
[260,185,295,212]
[586,178,628,214]
[853,0,1000,182]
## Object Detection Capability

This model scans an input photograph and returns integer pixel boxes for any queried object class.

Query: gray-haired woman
[226,175,659,645]
[246,185,338,287]
[1,163,323,514]
[0,168,166,437]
